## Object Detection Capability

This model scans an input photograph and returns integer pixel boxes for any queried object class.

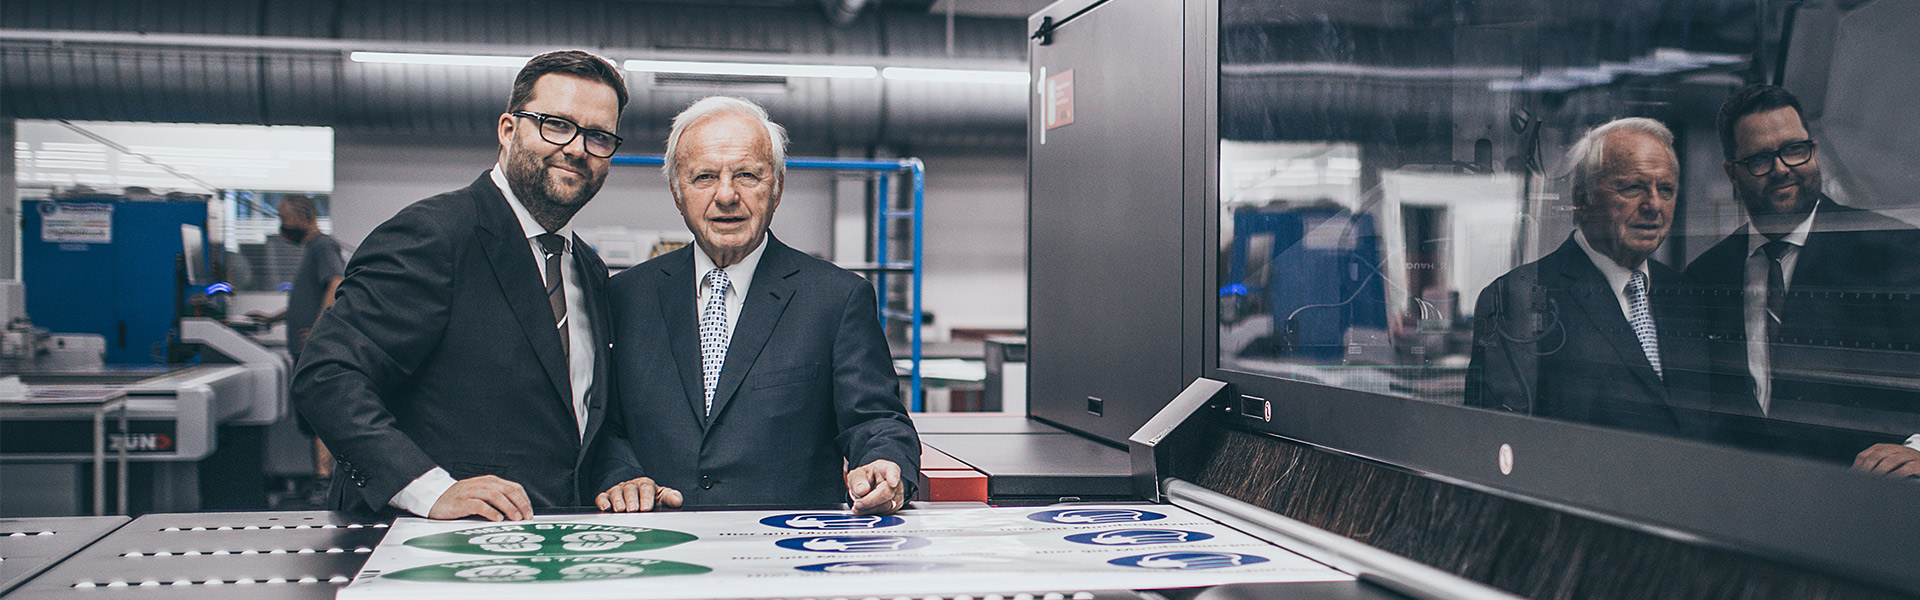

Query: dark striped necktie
[536,233,568,355]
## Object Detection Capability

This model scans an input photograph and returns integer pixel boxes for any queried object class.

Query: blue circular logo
[794,561,960,574]
[760,513,905,530]
[1027,508,1167,525]
[1108,552,1269,570]
[1063,529,1213,546]
[775,535,931,553]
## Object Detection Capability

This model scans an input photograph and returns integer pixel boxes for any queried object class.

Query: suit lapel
[1785,203,1849,315]
[1548,240,1665,394]
[656,250,710,428]
[706,239,797,425]
[473,179,573,408]
[573,235,610,451]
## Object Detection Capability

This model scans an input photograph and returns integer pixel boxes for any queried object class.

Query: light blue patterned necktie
[1626,270,1663,379]
[699,268,731,416]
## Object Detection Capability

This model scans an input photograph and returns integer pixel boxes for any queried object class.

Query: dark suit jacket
[293,172,615,515]
[593,234,921,507]
[1683,197,1920,462]
[1468,235,1717,439]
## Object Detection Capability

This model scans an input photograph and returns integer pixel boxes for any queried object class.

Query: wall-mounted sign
[1045,69,1076,131]
[38,202,113,244]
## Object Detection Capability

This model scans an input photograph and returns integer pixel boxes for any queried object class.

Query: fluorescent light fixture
[624,59,876,79]
[881,67,1029,85]
[349,52,530,68]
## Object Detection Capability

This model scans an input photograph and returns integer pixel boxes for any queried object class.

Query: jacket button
[700,475,713,490]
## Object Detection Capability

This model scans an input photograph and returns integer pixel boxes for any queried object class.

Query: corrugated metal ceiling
[0,0,1032,152]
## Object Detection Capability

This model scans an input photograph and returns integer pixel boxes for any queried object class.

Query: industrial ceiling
[0,0,1040,153]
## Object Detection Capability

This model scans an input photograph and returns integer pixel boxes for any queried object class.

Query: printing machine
[0,386,1528,600]
[0,318,287,514]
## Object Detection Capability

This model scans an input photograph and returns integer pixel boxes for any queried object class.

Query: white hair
[1567,117,1674,205]
[662,96,789,190]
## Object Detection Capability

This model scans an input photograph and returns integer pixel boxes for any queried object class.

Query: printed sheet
[340,504,1351,599]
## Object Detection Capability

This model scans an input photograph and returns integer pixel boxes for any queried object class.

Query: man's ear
[1721,160,1739,186]
[497,113,517,148]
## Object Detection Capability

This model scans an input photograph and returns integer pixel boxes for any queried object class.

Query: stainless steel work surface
[5,511,387,599]
[0,515,128,597]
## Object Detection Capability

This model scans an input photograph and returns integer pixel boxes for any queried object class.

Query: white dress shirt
[385,166,597,518]
[1742,205,1817,415]
[1572,229,1652,325]
[692,237,770,341]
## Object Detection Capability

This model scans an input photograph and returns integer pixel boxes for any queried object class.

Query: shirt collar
[1573,229,1644,295]
[1746,199,1819,258]
[691,235,769,297]
[491,165,572,243]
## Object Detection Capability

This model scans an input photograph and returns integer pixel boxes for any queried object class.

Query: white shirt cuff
[388,467,457,517]
[1904,434,1920,452]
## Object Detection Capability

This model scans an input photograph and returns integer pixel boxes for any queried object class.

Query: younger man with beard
[1685,84,1920,477]
[294,50,683,519]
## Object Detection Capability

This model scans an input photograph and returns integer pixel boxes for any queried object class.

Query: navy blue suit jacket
[1468,235,1718,439]
[593,234,920,507]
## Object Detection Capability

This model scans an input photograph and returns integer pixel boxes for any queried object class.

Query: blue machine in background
[1225,205,1388,363]
[21,198,211,365]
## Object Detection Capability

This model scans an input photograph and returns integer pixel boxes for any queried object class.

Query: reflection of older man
[1468,118,1713,438]
[1684,84,1920,477]
[594,96,920,514]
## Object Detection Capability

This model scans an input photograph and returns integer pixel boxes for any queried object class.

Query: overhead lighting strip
[882,67,1028,85]
[348,51,531,68]
[625,59,875,79]
[347,51,1024,84]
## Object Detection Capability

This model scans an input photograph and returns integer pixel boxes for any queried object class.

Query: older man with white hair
[1467,117,1717,439]
[592,96,920,514]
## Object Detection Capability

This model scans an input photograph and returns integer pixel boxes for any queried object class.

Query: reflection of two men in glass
[1472,84,1920,479]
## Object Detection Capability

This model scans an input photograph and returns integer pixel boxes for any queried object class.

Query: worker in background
[593,96,919,514]
[1685,84,1920,478]
[246,194,346,480]
[1468,117,1717,439]
[247,195,345,368]
[294,50,677,519]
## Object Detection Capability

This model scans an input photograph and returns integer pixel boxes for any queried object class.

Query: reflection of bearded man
[504,136,603,216]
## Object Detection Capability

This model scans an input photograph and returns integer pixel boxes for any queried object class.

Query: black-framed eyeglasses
[511,111,623,158]
[1733,140,1815,177]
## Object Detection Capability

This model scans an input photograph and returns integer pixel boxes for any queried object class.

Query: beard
[503,140,603,225]
[1753,167,1820,214]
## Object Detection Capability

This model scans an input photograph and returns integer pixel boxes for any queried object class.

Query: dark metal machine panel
[914,413,1067,435]
[0,516,128,597]
[1028,0,1190,446]
[921,433,1132,500]
[7,511,385,599]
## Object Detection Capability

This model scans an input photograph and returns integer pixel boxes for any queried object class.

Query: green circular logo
[402,523,698,556]
[384,556,712,583]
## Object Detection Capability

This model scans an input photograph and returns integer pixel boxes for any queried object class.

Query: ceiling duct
[0,0,1029,152]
